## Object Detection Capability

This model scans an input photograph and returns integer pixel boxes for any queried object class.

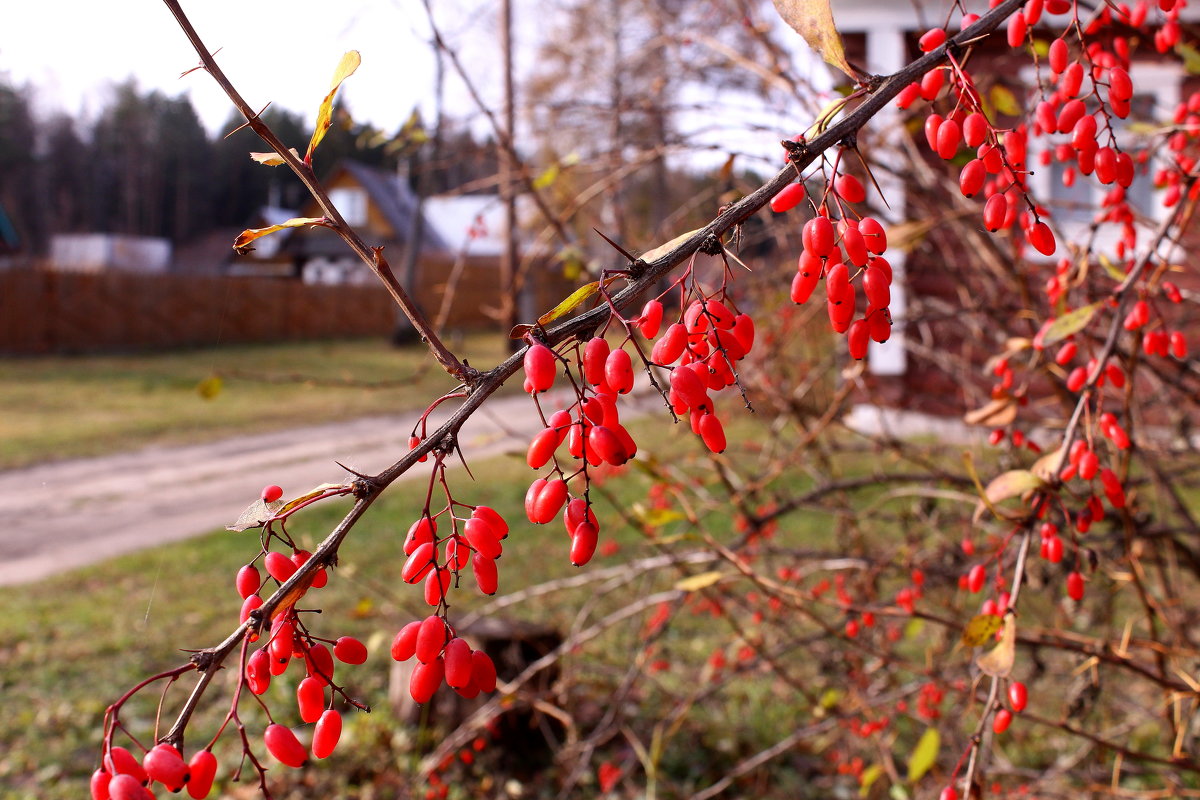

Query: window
[1026,63,1179,257]
[328,187,368,226]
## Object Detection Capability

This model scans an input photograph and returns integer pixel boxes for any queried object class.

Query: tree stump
[389,617,564,774]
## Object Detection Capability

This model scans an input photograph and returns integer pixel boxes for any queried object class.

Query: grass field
[0,412,776,800]
[0,335,516,469]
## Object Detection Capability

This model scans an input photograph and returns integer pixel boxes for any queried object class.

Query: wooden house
[232,160,575,330]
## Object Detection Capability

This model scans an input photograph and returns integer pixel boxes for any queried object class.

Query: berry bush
[87,0,1200,798]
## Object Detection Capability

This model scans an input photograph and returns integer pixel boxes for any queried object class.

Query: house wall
[322,170,395,240]
[840,26,1199,421]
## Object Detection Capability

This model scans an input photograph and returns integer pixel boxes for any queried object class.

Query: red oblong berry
[1095,147,1118,184]
[1027,221,1056,256]
[186,750,218,800]
[410,657,445,704]
[471,650,498,693]
[959,159,986,198]
[264,723,307,768]
[1044,535,1064,563]
[236,564,260,599]
[588,425,628,466]
[525,477,547,523]
[312,709,342,760]
[390,620,422,662]
[143,743,189,791]
[563,498,598,538]
[992,708,1014,734]
[967,564,986,593]
[858,217,887,254]
[291,549,326,589]
[1008,681,1028,712]
[583,337,610,385]
[827,290,855,333]
[415,615,449,664]
[424,568,451,606]
[862,265,891,309]
[107,748,149,782]
[402,541,438,585]
[936,118,962,160]
[444,637,474,689]
[769,182,806,213]
[868,308,891,343]
[528,429,559,472]
[841,224,868,266]
[1007,13,1027,47]
[847,319,870,360]
[835,174,866,203]
[261,484,284,503]
[404,515,437,556]
[1057,99,1086,134]
[1048,37,1068,73]
[532,478,568,525]
[604,348,635,394]
[570,522,600,566]
[1109,66,1132,102]
[698,413,726,453]
[297,676,325,723]
[471,552,499,595]
[1062,62,1084,97]
[961,113,986,150]
[651,323,688,365]
[306,642,335,684]
[924,113,943,151]
[108,774,153,800]
[983,194,1007,232]
[246,648,271,694]
[264,551,297,583]
[1066,571,1085,601]
[91,769,112,800]
[803,216,835,257]
[918,27,946,52]
[523,344,556,393]
[1170,331,1188,359]
[670,365,709,410]
[791,260,821,305]
[639,300,664,339]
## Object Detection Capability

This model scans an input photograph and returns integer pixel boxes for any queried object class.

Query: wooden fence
[0,259,572,355]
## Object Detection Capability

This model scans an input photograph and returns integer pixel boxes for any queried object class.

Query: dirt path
[0,391,660,586]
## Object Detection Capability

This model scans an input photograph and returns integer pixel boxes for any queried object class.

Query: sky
[0,0,498,135]
[1,0,822,171]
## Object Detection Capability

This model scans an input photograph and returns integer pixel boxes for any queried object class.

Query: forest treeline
[0,78,499,259]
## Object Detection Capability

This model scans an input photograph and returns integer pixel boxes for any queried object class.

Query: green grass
[0,406,858,800]
[0,335,514,469]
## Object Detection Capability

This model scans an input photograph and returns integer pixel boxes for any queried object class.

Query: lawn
[0,335,515,469]
[0,406,866,800]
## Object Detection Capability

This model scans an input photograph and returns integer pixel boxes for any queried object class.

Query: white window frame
[1024,62,1179,259]
[328,187,368,227]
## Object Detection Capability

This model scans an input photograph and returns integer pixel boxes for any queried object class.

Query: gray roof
[340,160,448,252]
[286,160,450,259]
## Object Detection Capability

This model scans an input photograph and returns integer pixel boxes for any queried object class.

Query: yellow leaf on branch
[976,614,1017,677]
[771,0,855,80]
[233,217,329,254]
[306,50,362,162]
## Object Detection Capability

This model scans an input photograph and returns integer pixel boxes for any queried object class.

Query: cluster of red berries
[91,744,218,800]
[520,293,756,565]
[776,169,894,359]
[390,615,498,704]
[402,504,509,601]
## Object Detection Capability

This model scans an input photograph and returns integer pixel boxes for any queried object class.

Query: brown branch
[150,0,1033,760]
[160,0,471,383]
